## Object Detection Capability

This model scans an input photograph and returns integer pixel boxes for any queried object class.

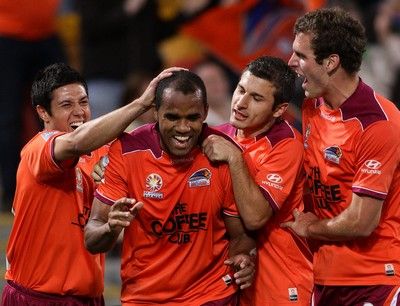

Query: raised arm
[54,67,184,161]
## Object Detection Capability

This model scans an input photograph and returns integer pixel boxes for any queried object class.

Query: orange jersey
[217,121,313,305]
[0,0,59,40]
[5,130,106,296]
[95,124,239,305]
[302,80,400,285]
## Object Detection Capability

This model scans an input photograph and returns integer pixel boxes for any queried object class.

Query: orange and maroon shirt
[217,121,313,305]
[95,123,239,305]
[302,79,400,285]
[5,130,106,296]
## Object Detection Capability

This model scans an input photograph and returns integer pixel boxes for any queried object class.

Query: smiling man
[84,70,256,306]
[1,63,180,305]
[283,7,400,306]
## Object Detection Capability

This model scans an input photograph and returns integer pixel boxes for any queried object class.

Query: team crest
[324,145,342,164]
[143,173,163,199]
[188,168,211,188]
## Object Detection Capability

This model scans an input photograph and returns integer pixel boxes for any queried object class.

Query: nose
[235,93,249,109]
[288,53,298,68]
[176,119,191,133]
[72,103,85,116]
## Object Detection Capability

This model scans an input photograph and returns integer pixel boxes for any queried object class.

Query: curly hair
[294,7,367,74]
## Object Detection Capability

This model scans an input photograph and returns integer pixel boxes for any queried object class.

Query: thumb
[280,221,293,228]
[293,208,301,219]
[224,258,234,265]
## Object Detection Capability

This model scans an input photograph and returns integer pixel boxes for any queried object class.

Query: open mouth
[295,74,307,90]
[70,121,84,130]
[172,135,191,149]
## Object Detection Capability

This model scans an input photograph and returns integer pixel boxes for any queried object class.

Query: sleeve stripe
[352,186,387,200]
[94,190,116,206]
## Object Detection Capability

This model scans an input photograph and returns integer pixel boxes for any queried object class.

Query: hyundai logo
[364,160,381,170]
[267,173,283,183]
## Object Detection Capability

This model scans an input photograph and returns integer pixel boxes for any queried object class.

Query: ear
[36,105,50,123]
[325,54,340,74]
[204,104,209,119]
[273,103,289,118]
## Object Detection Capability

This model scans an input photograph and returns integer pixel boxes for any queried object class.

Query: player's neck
[323,73,359,109]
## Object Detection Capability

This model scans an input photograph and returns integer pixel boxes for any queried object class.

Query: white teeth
[70,121,84,129]
[174,136,189,142]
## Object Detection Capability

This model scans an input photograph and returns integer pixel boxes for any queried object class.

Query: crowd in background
[0,0,399,215]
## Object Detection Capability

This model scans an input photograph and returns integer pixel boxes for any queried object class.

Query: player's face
[230,70,287,138]
[38,83,90,132]
[156,88,207,157]
[288,32,329,99]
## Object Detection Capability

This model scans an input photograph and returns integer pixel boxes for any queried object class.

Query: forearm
[308,212,375,241]
[228,155,272,230]
[67,98,148,156]
[84,219,122,253]
[228,232,256,257]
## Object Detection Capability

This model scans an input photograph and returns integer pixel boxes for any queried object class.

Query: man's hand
[225,254,255,289]
[92,155,108,185]
[107,198,143,232]
[281,208,319,237]
[202,135,241,164]
[138,67,188,111]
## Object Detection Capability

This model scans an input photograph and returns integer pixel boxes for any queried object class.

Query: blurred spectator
[358,0,400,100]
[0,0,66,211]
[180,0,317,73]
[192,58,236,126]
[122,72,157,131]
[79,0,161,119]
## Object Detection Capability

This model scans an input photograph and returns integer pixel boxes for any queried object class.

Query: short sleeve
[252,138,304,211]
[95,139,129,205]
[352,121,400,199]
[30,131,77,182]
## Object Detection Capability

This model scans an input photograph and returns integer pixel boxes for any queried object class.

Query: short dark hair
[245,56,296,108]
[31,63,88,115]
[294,7,367,74]
[154,70,207,110]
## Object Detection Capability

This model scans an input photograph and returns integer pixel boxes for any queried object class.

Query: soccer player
[84,70,256,305]
[202,56,313,305]
[1,63,181,305]
[282,7,400,305]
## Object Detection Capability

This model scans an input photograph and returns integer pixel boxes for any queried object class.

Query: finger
[293,208,301,219]
[234,269,254,287]
[112,198,135,211]
[240,281,252,290]
[202,137,210,148]
[224,259,234,265]
[239,257,253,269]
[129,202,144,216]
[109,218,131,229]
[92,172,101,182]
